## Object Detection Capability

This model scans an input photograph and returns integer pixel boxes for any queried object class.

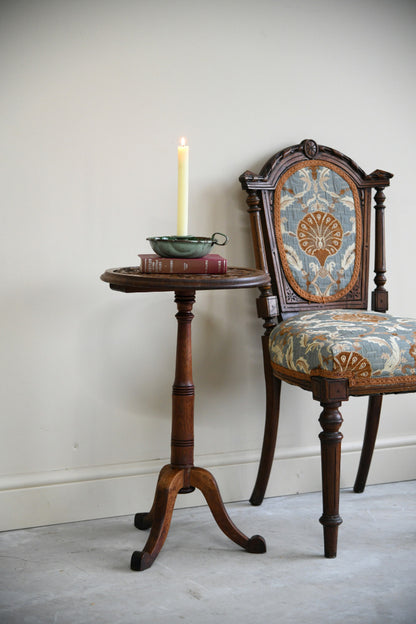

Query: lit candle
[177,137,189,236]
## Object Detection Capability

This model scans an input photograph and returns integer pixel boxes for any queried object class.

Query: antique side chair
[239,139,416,558]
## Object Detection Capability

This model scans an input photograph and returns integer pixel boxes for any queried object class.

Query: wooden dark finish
[171,290,195,473]
[239,139,413,558]
[250,376,281,506]
[101,268,269,570]
[313,377,347,557]
[353,394,382,493]
[100,266,269,293]
[372,187,390,312]
[318,397,344,558]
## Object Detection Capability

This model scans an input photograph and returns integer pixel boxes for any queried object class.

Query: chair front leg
[319,400,344,558]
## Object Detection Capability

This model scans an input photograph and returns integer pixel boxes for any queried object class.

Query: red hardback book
[138,253,227,274]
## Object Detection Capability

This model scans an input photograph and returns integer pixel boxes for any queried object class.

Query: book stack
[138,253,227,274]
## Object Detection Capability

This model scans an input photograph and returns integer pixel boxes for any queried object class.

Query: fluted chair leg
[354,394,382,493]
[250,373,281,506]
[319,399,344,558]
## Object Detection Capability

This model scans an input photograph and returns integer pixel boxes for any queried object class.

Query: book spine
[140,256,227,274]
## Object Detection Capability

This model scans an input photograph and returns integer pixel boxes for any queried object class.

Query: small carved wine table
[100,266,270,571]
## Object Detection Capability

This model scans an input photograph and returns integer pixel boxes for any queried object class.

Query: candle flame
[180,137,187,147]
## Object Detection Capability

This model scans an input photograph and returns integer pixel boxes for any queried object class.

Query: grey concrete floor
[1,480,415,624]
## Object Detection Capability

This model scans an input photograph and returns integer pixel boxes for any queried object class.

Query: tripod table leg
[190,466,266,554]
[133,468,166,531]
[131,465,184,571]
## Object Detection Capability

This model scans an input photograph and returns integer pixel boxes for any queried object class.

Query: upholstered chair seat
[270,310,416,391]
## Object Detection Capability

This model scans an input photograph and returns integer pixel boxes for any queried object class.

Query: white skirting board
[1,436,415,531]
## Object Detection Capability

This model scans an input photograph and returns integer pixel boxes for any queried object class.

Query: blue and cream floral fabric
[274,161,361,303]
[269,309,416,387]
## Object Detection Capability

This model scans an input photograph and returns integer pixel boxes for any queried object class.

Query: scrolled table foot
[134,512,153,530]
[246,534,267,553]
[130,550,153,571]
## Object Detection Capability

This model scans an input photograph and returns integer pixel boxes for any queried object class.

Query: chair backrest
[240,139,393,323]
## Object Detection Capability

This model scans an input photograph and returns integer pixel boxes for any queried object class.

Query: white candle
[177,137,189,236]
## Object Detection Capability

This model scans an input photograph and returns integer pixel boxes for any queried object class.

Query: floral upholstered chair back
[239,139,392,320]
[275,159,361,305]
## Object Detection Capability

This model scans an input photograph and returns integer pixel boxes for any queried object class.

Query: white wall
[1,0,415,531]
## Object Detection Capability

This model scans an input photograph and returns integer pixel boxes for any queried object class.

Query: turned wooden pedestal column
[100,267,270,571]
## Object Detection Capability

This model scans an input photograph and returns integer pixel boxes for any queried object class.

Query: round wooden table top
[100,266,270,292]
